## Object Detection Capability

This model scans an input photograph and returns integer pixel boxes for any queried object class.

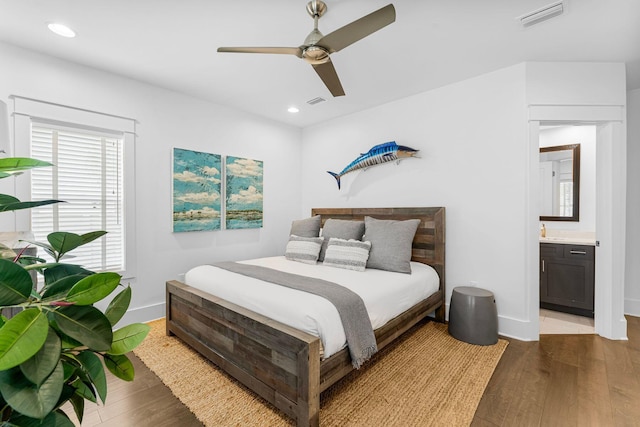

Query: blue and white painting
[225,156,263,229]
[173,148,222,232]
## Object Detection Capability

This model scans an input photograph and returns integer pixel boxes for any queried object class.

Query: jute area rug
[134,319,507,426]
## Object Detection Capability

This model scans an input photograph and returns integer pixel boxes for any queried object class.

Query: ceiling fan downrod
[303,0,330,64]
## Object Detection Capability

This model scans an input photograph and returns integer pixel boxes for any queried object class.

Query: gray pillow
[318,219,365,261]
[289,215,321,238]
[364,216,420,274]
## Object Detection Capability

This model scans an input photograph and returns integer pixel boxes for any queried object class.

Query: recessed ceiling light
[287,106,300,113]
[47,23,76,38]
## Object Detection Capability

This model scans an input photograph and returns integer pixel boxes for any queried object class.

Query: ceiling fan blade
[217,46,302,58]
[312,59,345,97]
[317,4,396,53]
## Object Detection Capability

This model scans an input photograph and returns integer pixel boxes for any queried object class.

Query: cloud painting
[225,156,263,229]
[173,148,222,232]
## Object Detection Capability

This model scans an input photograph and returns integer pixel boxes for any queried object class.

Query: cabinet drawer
[540,243,564,258]
[563,245,595,259]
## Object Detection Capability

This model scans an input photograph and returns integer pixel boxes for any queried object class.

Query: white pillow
[285,235,324,264]
[323,238,372,272]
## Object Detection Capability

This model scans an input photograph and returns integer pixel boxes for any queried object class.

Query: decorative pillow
[318,219,365,262]
[323,238,372,272]
[364,216,420,274]
[285,235,323,264]
[289,215,321,238]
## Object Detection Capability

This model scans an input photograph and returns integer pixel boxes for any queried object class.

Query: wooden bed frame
[166,207,445,426]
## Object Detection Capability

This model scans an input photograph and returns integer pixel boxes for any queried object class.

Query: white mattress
[184,256,440,358]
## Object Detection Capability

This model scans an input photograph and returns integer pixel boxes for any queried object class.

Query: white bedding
[184,256,440,359]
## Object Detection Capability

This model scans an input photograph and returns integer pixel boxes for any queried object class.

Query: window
[10,95,136,278]
[31,124,124,272]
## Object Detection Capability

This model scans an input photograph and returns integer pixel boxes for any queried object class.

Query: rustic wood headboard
[311,207,446,309]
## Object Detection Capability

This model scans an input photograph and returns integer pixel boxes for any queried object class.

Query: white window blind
[31,124,125,272]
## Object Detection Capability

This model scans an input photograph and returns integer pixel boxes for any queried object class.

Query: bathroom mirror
[539,144,580,221]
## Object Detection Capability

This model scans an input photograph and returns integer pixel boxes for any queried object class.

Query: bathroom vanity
[540,239,595,318]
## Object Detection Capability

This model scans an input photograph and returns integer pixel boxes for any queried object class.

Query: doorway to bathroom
[538,124,596,334]
[528,112,626,341]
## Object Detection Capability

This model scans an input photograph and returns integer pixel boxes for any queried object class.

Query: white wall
[0,42,303,323]
[301,64,530,338]
[539,125,597,232]
[626,89,640,316]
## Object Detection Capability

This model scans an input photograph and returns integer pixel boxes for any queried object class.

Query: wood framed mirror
[540,143,580,222]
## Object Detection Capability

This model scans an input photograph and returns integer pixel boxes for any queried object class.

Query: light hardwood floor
[80,316,640,426]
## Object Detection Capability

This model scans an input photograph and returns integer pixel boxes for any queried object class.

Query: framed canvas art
[225,156,263,229]
[172,148,222,232]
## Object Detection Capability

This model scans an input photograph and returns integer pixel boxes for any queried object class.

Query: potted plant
[0,157,149,426]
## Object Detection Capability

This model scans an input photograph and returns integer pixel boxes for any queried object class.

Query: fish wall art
[327,141,419,189]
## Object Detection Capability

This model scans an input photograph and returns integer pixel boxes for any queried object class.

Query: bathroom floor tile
[539,309,595,334]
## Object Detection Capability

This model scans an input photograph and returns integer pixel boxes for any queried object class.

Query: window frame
[10,96,136,279]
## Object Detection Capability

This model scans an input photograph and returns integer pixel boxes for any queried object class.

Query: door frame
[526,105,627,340]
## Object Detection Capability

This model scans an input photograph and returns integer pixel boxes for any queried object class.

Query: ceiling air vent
[307,97,326,105]
[519,1,564,27]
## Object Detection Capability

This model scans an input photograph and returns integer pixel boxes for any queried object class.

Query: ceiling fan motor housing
[302,45,330,64]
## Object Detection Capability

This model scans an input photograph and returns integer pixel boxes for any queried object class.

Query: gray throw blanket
[212,261,378,369]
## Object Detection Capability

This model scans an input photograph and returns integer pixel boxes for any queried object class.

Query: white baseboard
[116,302,165,328]
[625,297,640,317]
[497,314,539,341]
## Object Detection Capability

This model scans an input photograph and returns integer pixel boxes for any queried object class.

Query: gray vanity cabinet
[540,243,595,317]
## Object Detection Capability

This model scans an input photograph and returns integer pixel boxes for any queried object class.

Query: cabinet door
[540,243,562,305]
[542,257,594,311]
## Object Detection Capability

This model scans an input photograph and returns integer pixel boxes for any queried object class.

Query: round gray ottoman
[448,286,498,345]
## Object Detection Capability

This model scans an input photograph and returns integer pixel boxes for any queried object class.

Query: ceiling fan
[217,1,396,97]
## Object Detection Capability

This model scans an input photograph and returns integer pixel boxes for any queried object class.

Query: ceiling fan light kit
[217,1,396,97]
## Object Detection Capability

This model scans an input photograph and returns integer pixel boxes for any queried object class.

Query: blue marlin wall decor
[327,141,419,189]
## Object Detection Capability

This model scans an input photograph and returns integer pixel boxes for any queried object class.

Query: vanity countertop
[540,236,596,246]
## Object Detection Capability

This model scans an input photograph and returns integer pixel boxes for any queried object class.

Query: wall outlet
[469,281,479,287]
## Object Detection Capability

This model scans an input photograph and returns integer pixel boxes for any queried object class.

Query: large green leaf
[8,410,74,427]
[41,275,87,301]
[20,239,56,260]
[42,265,93,292]
[66,272,121,306]
[0,195,19,205]
[108,323,150,356]
[19,327,61,386]
[80,231,107,246]
[105,286,131,326]
[76,351,107,404]
[71,379,96,403]
[68,391,85,424]
[0,362,64,419]
[46,233,83,260]
[52,306,113,352]
[0,309,48,370]
[103,353,135,382]
[0,158,52,174]
[0,259,34,306]
[0,199,61,213]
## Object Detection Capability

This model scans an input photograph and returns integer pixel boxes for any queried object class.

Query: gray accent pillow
[323,238,371,272]
[318,219,365,262]
[364,216,420,274]
[289,215,321,238]
[285,235,324,264]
